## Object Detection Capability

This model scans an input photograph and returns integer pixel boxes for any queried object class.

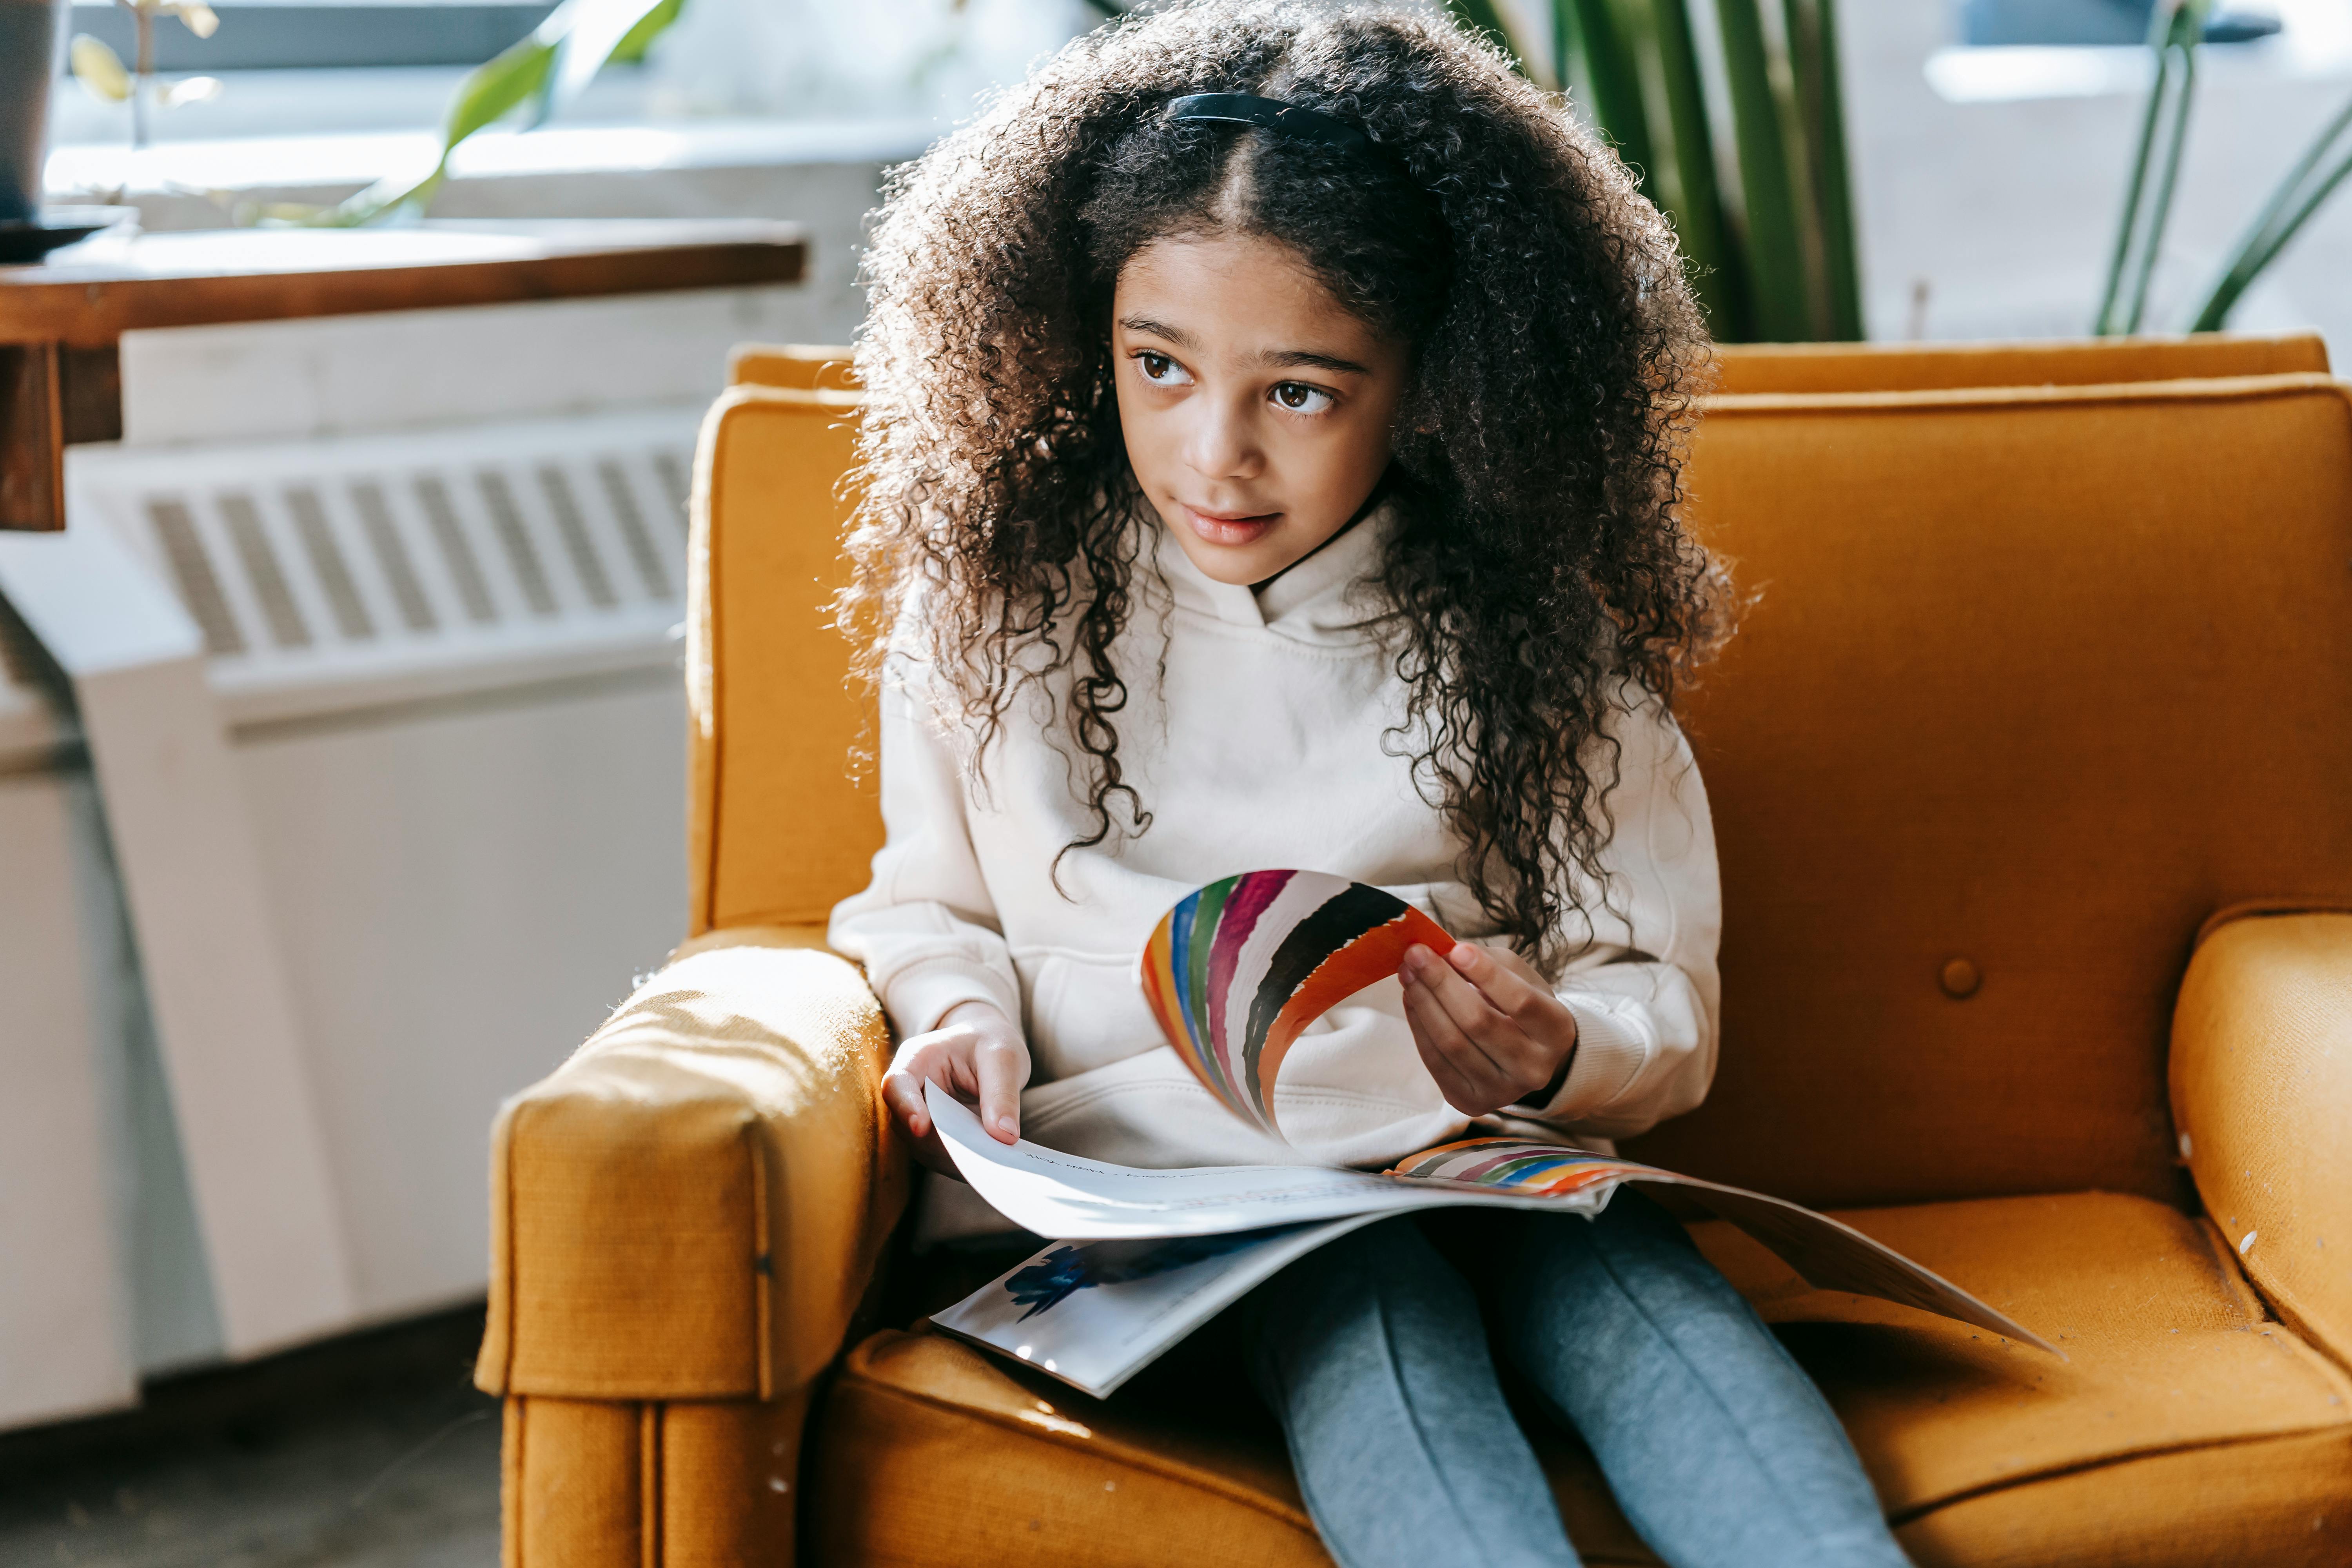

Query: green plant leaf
[264,0,683,228]
[2122,47,2196,332]
[1566,0,1657,181]
[1715,0,1808,340]
[1442,0,1527,73]
[534,0,680,129]
[2241,143,2352,278]
[1784,0,1861,339]
[2094,2,2207,334]
[70,34,132,103]
[609,0,684,64]
[271,36,546,226]
[275,163,446,228]
[2192,86,2352,329]
[445,32,555,146]
[1648,0,1747,339]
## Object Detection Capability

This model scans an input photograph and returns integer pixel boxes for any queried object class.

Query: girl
[829,4,1911,1564]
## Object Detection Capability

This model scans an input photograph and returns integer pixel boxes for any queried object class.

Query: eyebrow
[1118,314,1198,349]
[1117,314,1373,378]
[1259,347,1374,377]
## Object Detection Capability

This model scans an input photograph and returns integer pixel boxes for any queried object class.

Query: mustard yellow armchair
[1711,328,2328,394]
[475,345,2352,1566]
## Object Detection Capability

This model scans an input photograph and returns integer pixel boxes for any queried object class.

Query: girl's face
[1112,232,1411,587]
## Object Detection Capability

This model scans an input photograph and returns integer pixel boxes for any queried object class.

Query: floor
[0,1308,499,1568]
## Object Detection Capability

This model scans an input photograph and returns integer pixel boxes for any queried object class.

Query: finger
[1476,941,1544,983]
[1406,1008,1485,1114]
[1407,965,1561,1111]
[1441,946,1584,1089]
[882,1061,935,1140]
[1406,947,1522,1077]
[886,1035,964,1132]
[1403,973,1506,1113]
[1442,942,1551,1031]
[974,1038,1027,1144]
[1459,949,1582,1067]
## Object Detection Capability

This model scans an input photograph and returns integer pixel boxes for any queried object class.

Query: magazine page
[925,1084,1613,1238]
[1374,1136,2059,1355]
[1140,869,1456,1142]
[929,1088,2058,1357]
[929,868,2057,1376]
[1637,1180,2060,1348]
[928,1214,1392,1400]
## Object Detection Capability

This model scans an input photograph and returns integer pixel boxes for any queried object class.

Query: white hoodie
[827,501,1721,1176]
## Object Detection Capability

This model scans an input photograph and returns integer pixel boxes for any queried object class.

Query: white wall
[120,285,835,448]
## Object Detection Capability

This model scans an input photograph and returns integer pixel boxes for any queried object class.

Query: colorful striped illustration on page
[1140,870,1457,1139]
[1386,1138,1665,1195]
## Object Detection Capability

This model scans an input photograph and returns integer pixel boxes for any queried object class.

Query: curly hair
[842,0,1730,973]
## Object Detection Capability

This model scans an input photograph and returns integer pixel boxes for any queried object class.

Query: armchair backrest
[1624,375,2352,1208]
[1714,331,2329,395]
[727,343,861,392]
[689,353,2352,1209]
[687,384,879,935]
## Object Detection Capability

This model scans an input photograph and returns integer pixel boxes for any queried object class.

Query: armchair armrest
[2172,910,2352,1365]
[475,925,909,1402]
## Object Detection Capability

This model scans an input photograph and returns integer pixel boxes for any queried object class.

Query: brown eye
[1271,382,1333,414]
[1137,351,1189,385]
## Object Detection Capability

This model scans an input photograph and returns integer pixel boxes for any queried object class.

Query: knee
[1498,1191,1708,1352]
[1244,1216,1476,1407]
[1274,1216,1442,1309]
[1245,1217,1452,1353]
[1587,1186,1700,1252]
[1510,1189,1689,1287]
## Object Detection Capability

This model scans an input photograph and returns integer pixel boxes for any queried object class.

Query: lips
[1181,504,1279,547]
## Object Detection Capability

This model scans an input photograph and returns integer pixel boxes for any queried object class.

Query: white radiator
[75,408,697,726]
[0,403,703,1385]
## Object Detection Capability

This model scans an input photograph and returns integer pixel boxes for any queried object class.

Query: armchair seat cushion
[809,1191,2352,1568]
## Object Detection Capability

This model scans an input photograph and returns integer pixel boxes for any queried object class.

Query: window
[65,1,556,73]
[1956,0,2279,49]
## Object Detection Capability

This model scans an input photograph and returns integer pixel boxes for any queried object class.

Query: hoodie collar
[1148,497,1402,642]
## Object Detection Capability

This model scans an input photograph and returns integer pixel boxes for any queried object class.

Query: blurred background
[27,0,2352,347]
[0,0,2345,1563]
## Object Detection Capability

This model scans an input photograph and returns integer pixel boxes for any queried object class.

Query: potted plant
[2,0,64,225]
[2,0,139,260]
[66,1,223,151]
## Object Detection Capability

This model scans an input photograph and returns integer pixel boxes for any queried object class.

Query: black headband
[1165,93,1377,158]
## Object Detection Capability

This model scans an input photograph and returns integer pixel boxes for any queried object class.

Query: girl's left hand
[1399,942,1579,1118]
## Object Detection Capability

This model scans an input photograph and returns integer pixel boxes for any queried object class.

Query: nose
[1182,390,1262,483]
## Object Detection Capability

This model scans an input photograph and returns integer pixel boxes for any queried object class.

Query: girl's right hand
[882,999,1031,1176]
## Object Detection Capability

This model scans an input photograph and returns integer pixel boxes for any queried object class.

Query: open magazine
[928,871,2058,1397]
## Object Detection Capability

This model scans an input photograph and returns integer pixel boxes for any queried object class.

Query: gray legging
[1242,1192,1913,1568]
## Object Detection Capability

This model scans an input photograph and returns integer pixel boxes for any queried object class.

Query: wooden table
[0,220,808,530]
